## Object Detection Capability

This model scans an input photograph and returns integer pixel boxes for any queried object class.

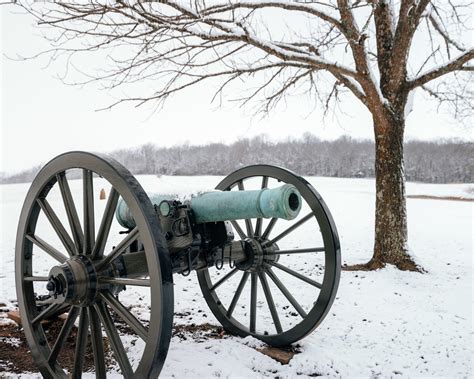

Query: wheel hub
[236,238,279,272]
[47,255,98,306]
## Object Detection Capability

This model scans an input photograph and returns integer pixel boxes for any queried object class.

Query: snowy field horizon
[1,175,472,378]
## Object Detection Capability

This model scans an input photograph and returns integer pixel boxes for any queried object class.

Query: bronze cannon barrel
[115,183,302,228]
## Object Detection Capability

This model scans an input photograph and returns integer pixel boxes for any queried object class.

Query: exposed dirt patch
[0,312,113,374]
[407,195,473,202]
[1,309,301,374]
[172,323,301,365]
[43,316,113,373]
[0,322,35,373]
[343,256,426,273]
[172,323,226,342]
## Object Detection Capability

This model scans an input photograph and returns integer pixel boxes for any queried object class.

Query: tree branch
[372,0,395,94]
[201,0,342,30]
[408,49,474,89]
[13,0,471,119]
[428,11,465,56]
[337,0,383,110]
[332,72,368,106]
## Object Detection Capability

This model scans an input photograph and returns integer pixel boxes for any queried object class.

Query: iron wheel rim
[15,151,174,378]
[197,165,341,346]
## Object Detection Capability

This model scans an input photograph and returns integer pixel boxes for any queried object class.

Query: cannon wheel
[197,165,341,347]
[15,151,173,378]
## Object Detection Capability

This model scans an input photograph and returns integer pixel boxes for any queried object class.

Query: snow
[345,76,365,96]
[204,0,338,21]
[404,88,416,118]
[0,336,21,348]
[367,63,390,106]
[409,50,473,85]
[246,33,357,76]
[387,1,398,35]
[0,176,472,378]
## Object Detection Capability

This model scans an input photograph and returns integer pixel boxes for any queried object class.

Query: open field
[1,175,472,378]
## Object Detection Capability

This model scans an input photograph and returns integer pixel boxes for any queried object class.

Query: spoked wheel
[197,165,340,347]
[15,152,174,378]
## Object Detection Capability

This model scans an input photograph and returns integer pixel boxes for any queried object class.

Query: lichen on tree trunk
[345,109,422,272]
[371,113,419,270]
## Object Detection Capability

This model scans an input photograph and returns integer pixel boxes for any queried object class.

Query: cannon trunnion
[15,152,341,378]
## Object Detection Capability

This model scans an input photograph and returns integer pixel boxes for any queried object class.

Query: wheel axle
[47,255,98,306]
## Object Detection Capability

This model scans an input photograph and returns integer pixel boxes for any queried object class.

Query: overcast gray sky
[1,5,472,174]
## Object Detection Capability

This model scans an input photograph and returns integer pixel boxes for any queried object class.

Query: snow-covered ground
[0,175,472,378]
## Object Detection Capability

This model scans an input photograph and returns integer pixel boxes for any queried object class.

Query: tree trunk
[343,106,422,272]
[366,111,421,271]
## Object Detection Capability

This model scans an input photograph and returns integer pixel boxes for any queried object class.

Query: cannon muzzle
[116,184,302,228]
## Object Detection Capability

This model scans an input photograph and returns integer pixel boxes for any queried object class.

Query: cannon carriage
[15,151,340,378]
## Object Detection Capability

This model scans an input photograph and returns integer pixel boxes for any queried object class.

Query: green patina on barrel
[116,194,176,229]
[190,184,301,223]
[115,184,301,228]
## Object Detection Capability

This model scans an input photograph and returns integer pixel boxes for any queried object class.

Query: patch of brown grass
[407,195,473,202]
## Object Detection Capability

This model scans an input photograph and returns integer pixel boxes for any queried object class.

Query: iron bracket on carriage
[15,151,341,378]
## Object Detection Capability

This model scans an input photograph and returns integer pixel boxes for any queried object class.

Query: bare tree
[15,0,473,271]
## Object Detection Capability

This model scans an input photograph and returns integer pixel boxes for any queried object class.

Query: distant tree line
[0,165,43,185]
[1,135,472,184]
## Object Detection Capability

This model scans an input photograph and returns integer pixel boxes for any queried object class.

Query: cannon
[15,152,341,378]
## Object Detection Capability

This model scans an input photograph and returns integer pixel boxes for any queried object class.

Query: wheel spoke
[99,277,150,287]
[263,212,314,247]
[32,303,60,325]
[100,291,148,342]
[36,198,76,257]
[261,217,278,240]
[268,247,325,255]
[254,218,263,238]
[48,306,80,364]
[36,299,55,307]
[210,268,238,291]
[83,169,95,255]
[254,177,269,237]
[23,276,49,282]
[16,152,181,377]
[244,219,254,238]
[92,187,120,260]
[35,303,70,317]
[57,172,84,255]
[266,268,307,318]
[226,272,249,318]
[230,221,246,240]
[268,261,322,289]
[200,165,341,346]
[87,306,107,379]
[258,271,283,334]
[72,308,89,379]
[25,234,68,263]
[95,227,139,271]
[95,301,133,378]
[250,273,257,333]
